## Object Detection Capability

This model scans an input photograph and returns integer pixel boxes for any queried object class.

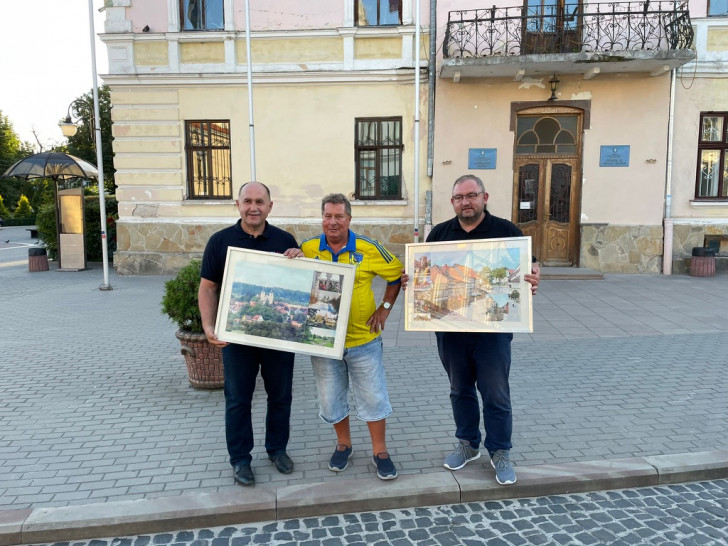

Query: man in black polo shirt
[427,174,540,485]
[198,181,300,487]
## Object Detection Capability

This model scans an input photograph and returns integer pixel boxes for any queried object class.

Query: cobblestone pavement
[28,480,728,546]
[2,224,728,544]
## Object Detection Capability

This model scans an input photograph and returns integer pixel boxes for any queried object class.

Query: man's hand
[524,262,541,295]
[283,248,304,258]
[366,305,391,334]
[204,328,228,348]
[400,268,409,291]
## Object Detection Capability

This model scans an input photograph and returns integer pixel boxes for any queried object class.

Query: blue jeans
[311,337,392,423]
[222,343,294,466]
[436,332,513,454]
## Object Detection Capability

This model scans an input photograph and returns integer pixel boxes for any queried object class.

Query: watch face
[383,302,392,310]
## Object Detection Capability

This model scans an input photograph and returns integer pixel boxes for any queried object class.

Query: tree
[0,110,36,210]
[14,194,33,217]
[64,85,115,192]
[0,193,11,218]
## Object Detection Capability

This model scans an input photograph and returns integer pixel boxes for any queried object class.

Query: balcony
[441,1,695,81]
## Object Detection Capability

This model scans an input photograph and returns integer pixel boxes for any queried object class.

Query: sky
[0,1,108,150]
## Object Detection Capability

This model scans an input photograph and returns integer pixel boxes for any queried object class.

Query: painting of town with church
[214,248,356,358]
[404,237,533,333]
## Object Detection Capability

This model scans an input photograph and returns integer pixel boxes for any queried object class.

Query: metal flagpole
[413,0,421,243]
[245,0,256,179]
[88,0,112,290]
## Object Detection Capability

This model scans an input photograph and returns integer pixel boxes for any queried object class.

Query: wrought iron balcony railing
[444,1,693,59]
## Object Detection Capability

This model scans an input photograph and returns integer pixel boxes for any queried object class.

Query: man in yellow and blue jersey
[300,193,402,480]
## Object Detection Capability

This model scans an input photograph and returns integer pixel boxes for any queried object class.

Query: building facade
[102,0,430,274]
[102,1,728,274]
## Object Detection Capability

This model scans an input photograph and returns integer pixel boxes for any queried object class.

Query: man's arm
[198,277,228,347]
[366,280,402,334]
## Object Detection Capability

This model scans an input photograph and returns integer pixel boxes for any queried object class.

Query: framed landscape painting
[214,248,356,359]
[404,236,533,333]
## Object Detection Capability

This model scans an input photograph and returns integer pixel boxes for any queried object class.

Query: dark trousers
[222,343,294,466]
[436,331,513,454]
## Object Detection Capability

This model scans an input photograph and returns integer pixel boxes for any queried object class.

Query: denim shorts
[310,336,392,423]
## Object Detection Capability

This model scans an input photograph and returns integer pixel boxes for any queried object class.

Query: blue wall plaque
[599,145,630,167]
[468,148,497,170]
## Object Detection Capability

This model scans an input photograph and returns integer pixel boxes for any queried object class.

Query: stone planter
[175,329,224,389]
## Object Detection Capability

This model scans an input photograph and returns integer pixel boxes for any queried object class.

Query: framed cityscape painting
[404,236,533,333]
[215,248,356,359]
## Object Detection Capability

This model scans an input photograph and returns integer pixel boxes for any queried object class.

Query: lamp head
[548,74,560,101]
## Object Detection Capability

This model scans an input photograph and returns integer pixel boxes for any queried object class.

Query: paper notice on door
[519,201,531,210]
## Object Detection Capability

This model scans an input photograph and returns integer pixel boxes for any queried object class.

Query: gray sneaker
[490,449,516,485]
[443,439,481,470]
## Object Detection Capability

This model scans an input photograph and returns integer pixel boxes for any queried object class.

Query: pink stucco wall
[126,0,168,33]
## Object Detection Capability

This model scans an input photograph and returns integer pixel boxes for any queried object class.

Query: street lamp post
[58,0,111,291]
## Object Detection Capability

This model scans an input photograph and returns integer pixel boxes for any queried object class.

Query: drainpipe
[663,68,676,275]
[425,0,436,239]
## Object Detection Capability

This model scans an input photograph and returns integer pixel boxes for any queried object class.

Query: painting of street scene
[214,248,355,358]
[404,237,533,333]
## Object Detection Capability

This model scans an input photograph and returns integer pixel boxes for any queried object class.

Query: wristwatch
[382,301,392,310]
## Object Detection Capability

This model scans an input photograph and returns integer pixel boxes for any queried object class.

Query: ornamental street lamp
[59,98,95,140]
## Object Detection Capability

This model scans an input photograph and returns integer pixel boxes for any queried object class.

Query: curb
[2,449,728,546]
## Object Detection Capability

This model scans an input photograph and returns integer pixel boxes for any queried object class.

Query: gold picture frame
[215,247,356,359]
[405,236,533,333]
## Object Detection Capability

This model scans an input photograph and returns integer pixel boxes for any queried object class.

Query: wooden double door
[513,158,581,266]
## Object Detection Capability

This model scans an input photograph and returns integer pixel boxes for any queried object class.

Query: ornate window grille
[355,117,404,200]
[185,121,232,200]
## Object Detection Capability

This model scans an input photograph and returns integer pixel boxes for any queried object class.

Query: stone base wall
[114,220,420,275]
[580,224,664,274]
[671,223,728,274]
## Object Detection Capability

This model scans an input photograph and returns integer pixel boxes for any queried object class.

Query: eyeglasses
[451,192,483,202]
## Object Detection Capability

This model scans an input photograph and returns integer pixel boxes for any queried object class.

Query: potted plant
[161,259,224,389]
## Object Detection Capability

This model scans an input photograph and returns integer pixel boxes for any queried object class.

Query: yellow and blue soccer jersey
[301,230,402,348]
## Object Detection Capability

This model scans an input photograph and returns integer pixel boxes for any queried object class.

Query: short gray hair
[238,181,271,199]
[321,193,351,216]
[452,174,485,194]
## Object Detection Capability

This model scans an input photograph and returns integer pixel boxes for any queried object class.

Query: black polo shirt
[201,220,298,284]
[427,211,523,243]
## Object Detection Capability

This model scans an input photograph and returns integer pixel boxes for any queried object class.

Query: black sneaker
[329,444,353,472]
[372,452,398,480]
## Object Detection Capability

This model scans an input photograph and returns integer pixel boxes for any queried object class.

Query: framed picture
[405,236,533,333]
[214,247,356,359]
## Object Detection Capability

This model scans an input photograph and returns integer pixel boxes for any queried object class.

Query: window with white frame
[356,0,402,26]
[355,117,403,200]
[185,121,232,199]
[696,112,728,199]
[179,0,224,30]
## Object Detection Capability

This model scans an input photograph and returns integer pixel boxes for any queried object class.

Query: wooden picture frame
[405,237,533,333]
[215,248,356,359]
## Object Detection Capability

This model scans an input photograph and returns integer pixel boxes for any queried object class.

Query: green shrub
[35,201,58,259]
[34,194,118,262]
[3,217,36,227]
[161,260,203,333]
[14,194,33,216]
[0,193,11,218]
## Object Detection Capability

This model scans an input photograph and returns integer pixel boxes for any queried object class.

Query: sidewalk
[1,235,727,543]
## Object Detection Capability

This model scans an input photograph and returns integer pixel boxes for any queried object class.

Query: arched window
[516,115,578,154]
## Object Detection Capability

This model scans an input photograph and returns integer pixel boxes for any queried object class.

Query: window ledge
[183,199,234,205]
[351,199,408,206]
[690,199,728,207]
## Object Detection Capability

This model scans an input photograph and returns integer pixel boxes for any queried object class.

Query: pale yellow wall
[355,38,402,59]
[707,27,728,51]
[134,42,168,66]
[671,75,728,218]
[110,82,428,222]
[238,37,344,63]
[180,42,225,64]
[431,74,670,227]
